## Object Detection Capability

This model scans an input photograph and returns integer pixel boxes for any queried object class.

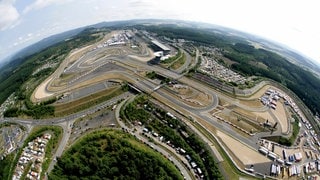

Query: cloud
[23,0,74,14]
[0,1,20,30]
[10,32,36,48]
[129,0,154,7]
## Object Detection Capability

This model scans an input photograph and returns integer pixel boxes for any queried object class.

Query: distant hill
[5,19,318,75]
[142,20,320,77]
[0,19,152,69]
[242,35,320,78]
[0,27,85,69]
[197,24,320,78]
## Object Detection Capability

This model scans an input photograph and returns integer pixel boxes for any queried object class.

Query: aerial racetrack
[2,21,320,180]
[29,28,303,177]
[32,30,155,102]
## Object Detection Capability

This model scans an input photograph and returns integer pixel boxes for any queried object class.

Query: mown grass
[170,52,186,70]
[54,86,124,116]
[160,49,182,64]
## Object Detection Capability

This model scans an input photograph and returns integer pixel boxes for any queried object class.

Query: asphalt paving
[0,38,292,179]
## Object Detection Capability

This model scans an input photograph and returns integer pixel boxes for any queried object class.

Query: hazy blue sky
[0,0,319,64]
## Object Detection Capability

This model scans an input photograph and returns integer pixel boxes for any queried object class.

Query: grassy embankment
[170,52,186,70]
[160,49,186,70]
[54,86,125,117]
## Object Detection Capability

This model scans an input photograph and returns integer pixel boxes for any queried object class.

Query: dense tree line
[49,130,183,180]
[32,68,53,78]
[0,153,15,179]
[136,25,244,48]
[4,97,56,119]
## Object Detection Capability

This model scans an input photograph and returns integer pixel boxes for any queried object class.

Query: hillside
[49,129,183,180]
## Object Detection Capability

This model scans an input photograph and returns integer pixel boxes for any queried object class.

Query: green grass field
[170,52,186,70]
[54,86,124,116]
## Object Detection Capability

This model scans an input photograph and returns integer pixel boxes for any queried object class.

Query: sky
[0,0,319,65]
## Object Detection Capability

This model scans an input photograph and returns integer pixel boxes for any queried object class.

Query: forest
[225,43,320,115]
[49,129,183,180]
[137,25,243,48]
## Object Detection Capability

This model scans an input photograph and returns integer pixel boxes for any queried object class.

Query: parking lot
[0,124,25,158]
[69,107,117,143]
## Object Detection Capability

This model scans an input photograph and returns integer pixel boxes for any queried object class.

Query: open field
[215,111,265,134]
[170,52,186,70]
[238,99,264,108]
[210,104,270,134]
[251,111,275,124]
[54,86,123,116]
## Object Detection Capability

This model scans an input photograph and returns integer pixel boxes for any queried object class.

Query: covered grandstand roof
[151,40,170,51]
